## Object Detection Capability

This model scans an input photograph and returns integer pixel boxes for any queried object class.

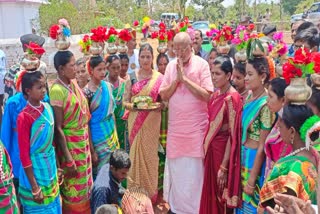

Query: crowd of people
[0,15,320,214]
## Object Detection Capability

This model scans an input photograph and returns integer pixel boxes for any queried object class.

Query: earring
[290,138,294,144]
[261,79,265,84]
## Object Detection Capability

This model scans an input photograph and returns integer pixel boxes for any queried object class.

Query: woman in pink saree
[200,56,242,213]
[123,44,163,203]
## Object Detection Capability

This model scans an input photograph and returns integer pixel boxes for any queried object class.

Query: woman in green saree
[259,104,319,211]
[105,55,128,153]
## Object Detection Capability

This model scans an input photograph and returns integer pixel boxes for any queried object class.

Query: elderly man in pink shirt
[160,32,213,214]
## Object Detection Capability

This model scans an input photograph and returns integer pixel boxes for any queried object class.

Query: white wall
[0,1,42,39]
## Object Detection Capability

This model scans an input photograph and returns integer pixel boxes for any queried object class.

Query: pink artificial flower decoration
[278,42,288,55]
[142,27,147,35]
[207,28,219,37]
[273,32,283,41]
[268,43,274,53]
[187,27,195,41]
[231,38,242,45]
[59,18,70,28]
[235,25,246,34]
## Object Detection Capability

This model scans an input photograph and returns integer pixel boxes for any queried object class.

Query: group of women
[0,41,173,214]
[200,51,320,214]
[1,27,320,214]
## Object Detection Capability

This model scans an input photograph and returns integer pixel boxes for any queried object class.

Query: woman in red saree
[123,44,163,203]
[200,56,242,214]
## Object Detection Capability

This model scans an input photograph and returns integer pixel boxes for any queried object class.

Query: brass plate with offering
[132,95,161,111]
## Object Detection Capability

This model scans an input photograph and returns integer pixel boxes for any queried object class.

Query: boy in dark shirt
[91,149,131,213]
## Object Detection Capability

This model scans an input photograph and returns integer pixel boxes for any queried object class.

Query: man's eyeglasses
[293,44,302,51]
[173,46,189,54]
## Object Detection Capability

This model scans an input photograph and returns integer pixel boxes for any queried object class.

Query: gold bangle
[220,165,228,172]
[246,183,255,189]
[124,103,133,110]
[32,187,41,196]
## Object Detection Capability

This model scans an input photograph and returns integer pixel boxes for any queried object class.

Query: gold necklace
[138,70,152,80]
[250,88,266,101]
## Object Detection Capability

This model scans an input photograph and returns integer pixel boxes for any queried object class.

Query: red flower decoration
[159,22,166,30]
[151,31,158,39]
[108,27,118,36]
[133,20,139,27]
[311,52,320,73]
[90,26,108,43]
[49,24,60,40]
[179,22,185,29]
[294,47,311,65]
[283,60,302,84]
[213,25,234,44]
[159,32,166,41]
[167,30,174,41]
[24,42,45,55]
[247,23,255,31]
[83,35,90,43]
[118,29,132,42]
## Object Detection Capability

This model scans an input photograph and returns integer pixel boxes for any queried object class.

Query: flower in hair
[300,115,320,149]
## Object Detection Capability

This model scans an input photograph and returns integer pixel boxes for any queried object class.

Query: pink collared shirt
[159,55,213,159]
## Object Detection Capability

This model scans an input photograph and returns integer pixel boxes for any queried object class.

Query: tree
[185,5,196,20]
[178,0,188,18]
[192,0,224,8]
[294,0,314,14]
[282,0,303,15]
[204,4,225,21]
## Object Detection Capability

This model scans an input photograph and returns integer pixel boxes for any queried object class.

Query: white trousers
[163,157,204,214]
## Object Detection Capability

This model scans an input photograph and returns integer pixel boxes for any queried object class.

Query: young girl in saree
[84,55,119,177]
[232,62,248,99]
[123,43,163,203]
[17,71,61,213]
[50,51,93,213]
[236,57,276,214]
[200,56,242,214]
[260,105,319,211]
[264,78,292,178]
[119,54,130,81]
[0,140,19,213]
[105,55,127,152]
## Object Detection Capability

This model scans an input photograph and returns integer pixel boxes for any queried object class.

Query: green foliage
[39,0,127,35]
[39,0,292,35]
[282,0,303,15]
[192,0,224,8]
[204,4,225,22]
[294,0,314,14]
[185,6,196,20]
[39,0,78,34]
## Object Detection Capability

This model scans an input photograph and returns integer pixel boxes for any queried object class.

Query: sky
[221,0,280,8]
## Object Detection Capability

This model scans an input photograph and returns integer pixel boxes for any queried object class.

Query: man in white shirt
[127,29,139,74]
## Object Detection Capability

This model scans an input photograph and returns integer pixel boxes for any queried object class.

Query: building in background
[0,0,48,39]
